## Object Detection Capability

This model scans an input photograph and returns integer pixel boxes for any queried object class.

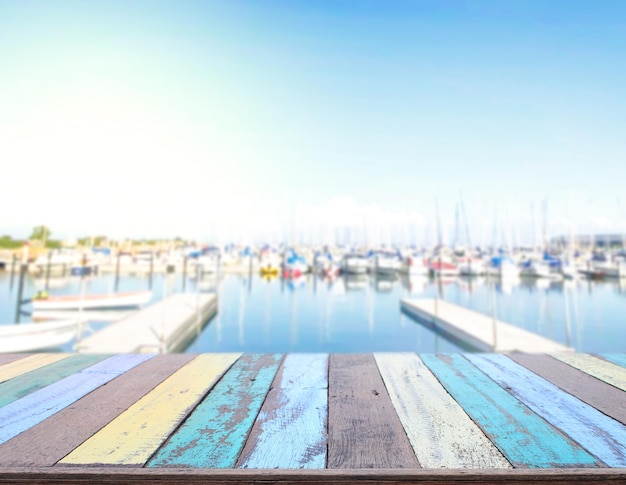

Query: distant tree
[29,225,51,245]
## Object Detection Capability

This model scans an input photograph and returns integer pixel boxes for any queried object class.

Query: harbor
[1,242,626,354]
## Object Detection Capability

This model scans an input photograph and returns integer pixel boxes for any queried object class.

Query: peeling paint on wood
[0,353,70,383]
[551,353,626,392]
[420,353,599,468]
[0,354,108,408]
[0,354,154,445]
[508,353,626,426]
[148,353,283,468]
[0,354,195,467]
[237,353,328,469]
[599,353,626,370]
[60,353,241,466]
[328,354,420,469]
[468,353,626,467]
[375,353,510,469]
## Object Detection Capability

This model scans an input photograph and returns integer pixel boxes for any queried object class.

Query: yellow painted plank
[0,354,70,383]
[551,353,626,392]
[60,353,241,465]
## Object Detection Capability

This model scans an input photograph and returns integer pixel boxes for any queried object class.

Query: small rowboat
[0,320,80,353]
[32,291,152,311]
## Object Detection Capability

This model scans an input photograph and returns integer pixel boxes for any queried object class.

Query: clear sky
[1,1,625,245]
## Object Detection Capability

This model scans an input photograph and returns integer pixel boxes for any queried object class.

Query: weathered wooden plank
[0,354,28,366]
[375,353,510,469]
[467,353,626,468]
[552,353,626,392]
[600,353,626,370]
[0,354,108,408]
[236,353,328,469]
[0,354,196,467]
[328,354,420,469]
[0,353,69,383]
[148,354,283,468]
[508,353,626,426]
[0,354,154,445]
[2,466,626,484]
[60,353,241,466]
[420,353,599,468]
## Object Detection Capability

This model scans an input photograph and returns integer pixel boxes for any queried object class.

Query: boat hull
[32,291,152,311]
[0,320,79,353]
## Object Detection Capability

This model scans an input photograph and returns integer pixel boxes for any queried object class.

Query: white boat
[520,259,554,278]
[32,290,152,311]
[0,319,80,353]
[486,256,519,279]
[342,254,370,275]
[457,258,485,276]
[372,252,401,275]
[399,254,429,275]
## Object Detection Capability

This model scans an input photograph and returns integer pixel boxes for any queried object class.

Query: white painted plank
[375,353,511,468]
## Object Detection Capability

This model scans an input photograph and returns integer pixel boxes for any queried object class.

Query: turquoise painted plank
[420,354,599,468]
[0,354,109,408]
[600,353,626,369]
[237,353,328,469]
[148,354,283,468]
[467,353,626,468]
[0,354,154,445]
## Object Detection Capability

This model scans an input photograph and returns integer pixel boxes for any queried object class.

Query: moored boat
[0,319,81,353]
[31,290,152,311]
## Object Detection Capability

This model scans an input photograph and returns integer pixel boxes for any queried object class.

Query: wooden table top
[0,351,625,484]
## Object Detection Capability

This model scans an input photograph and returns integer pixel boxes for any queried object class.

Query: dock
[75,293,217,353]
[0,352,626,483]
[401,298,571,353]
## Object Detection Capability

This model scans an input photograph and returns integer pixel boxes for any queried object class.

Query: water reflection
[2,270,625,354]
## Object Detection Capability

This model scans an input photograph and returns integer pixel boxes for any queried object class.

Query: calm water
[1,269,625,353]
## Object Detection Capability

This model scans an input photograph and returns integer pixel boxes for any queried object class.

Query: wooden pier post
[14,264,27,324]
[114,251,121,292]
[45,250,52,290]
[182,256,188,291]
[9,253,17,288]
[149,252,154,290]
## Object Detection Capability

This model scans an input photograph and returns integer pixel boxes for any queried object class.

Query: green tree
[29,225,51,244]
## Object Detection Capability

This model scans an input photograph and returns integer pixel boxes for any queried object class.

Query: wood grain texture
[0,354,154,445]
[60,353,241,466]
[0,353,70,383]
[467,353,626,468]
[420,353,599,468]
[0,354,108,408]
[327,354,420,469]
[0,354,196,467]
[375,353,510,469]
[508,353,626,426]
[551,353,626,391]
[0,354,28,366]
[600,353,626,370]
[1,466,626,484]
[237,353,328,469]
[148,353,283,468]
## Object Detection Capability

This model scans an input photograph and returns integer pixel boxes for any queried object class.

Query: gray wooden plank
[509,353,626,426]
[0,354,195,466]
[327,354,420,469]
[1,466,626,483]
[0,354,28,366]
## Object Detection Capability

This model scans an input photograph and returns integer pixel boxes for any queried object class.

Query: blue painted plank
[467,353,626,468]
[600,353,626,369]
[0,354,109,408]
[148,354,283,468]
[420,353,599,468]
[0,354,154,445]
[237,353,328,469]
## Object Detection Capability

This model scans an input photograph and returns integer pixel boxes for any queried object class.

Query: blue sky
[1,1,625,244]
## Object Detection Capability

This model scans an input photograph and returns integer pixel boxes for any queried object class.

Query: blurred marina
[1,239,626,354]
